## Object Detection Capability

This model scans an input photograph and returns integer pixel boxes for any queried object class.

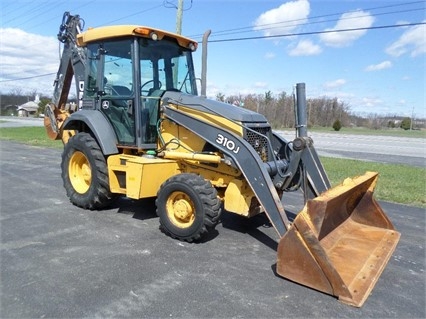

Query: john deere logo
[102,101,110,109]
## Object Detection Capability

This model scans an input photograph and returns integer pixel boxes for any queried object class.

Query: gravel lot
[0,141,425,318]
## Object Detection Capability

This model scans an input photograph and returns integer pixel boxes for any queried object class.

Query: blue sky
[1,0,425,117]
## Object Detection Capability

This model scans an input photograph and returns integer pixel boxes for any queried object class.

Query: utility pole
[173,0,184,86]
[176,0,184,34]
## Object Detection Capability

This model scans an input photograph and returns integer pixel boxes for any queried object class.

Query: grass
[0,126,63,148]
[1,126,425,207]
[321,157,425,208]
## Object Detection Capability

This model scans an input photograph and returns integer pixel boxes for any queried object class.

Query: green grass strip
[321,157,425,208]
[0,126,63,148]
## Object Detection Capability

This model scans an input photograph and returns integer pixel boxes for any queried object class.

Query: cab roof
[76,25,198,50]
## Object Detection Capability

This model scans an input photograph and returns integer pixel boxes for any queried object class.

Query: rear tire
[156,173,222,242]
[62,132,116,209]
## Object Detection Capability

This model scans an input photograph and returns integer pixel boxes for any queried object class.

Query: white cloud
[254,82,268,89]
[264,52,276,59]
[319,10,375,47]
[288,39,322,56]
[323,79,346,89]
[0,28,58,95]
[253,0,310,37]
[361,97,383,107]
[385,22,426,57]
[364,60,392,72]
[205,81,221,99]
[395,20,410,26]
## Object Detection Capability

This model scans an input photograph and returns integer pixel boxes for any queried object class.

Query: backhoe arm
[45,12,86,140]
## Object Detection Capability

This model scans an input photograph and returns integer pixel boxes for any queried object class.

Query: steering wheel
[141,80,162,95]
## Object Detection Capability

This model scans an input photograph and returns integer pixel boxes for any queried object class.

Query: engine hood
[162,91,268,123]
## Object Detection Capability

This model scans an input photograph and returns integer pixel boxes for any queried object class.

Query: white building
[17,95,40,117]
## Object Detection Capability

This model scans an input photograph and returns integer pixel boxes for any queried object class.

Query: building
[17,95,40,117]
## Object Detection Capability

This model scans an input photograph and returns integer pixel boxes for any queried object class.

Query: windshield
[139,38,197,96]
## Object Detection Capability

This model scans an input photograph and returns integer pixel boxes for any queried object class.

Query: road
[279,130,426,168]
[1,116,425,167]
[0,141,425,318]
[0,116,45,128]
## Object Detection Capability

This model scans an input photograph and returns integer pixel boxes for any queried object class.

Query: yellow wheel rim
[166,191,195,228]
[69,151,92,194]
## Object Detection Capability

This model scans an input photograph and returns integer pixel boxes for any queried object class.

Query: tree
[10,88,23,96]
[37,97,50,117]
[215,92,225,102]
[332,119,342,131]
[387,120,396,128]
[264,90,273,104]
[400,117,411,130]
[27,89,39,101]
[207,90,355,129]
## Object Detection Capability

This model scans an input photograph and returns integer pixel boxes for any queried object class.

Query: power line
[256,8,423,35]
[188,1,425,39]
[0,73,55,83]
[2,0,52,25]
[207,22,426,43]
[2,0,94,34]
[1,0,162,29]
[190,7,424,41]
[24,0,95,30]
[2,21,423,84]
[99,4,165,26]
[3,0,69,28]
[163,0,193,11]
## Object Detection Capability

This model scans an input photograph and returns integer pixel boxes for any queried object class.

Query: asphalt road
[0,116,44,128]
[278,130,426,168]
[0,141,425,318]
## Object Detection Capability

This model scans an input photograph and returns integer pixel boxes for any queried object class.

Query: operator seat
[103,85,135,144]
[111,85,131,96]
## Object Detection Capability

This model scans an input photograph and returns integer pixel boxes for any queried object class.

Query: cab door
[98,39,136,146]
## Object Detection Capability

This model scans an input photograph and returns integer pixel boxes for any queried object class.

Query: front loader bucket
[276,172,400,307]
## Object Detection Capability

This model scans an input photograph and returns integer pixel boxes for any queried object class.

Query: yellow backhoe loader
[44,12,400,307]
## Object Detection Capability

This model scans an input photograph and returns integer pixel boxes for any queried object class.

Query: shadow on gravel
[111,195,300,248]
[221,211,280,251]
[114,197,158,220]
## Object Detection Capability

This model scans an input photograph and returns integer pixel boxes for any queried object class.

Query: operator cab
[83,34,198,149]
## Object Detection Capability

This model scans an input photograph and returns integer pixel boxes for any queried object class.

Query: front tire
[156,173,222,242]
[62,132,116,209]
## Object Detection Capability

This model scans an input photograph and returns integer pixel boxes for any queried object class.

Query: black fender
[63,110,118,155]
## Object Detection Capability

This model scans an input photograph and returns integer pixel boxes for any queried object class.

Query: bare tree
[10,88,23,96]
[212,91,353,129]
